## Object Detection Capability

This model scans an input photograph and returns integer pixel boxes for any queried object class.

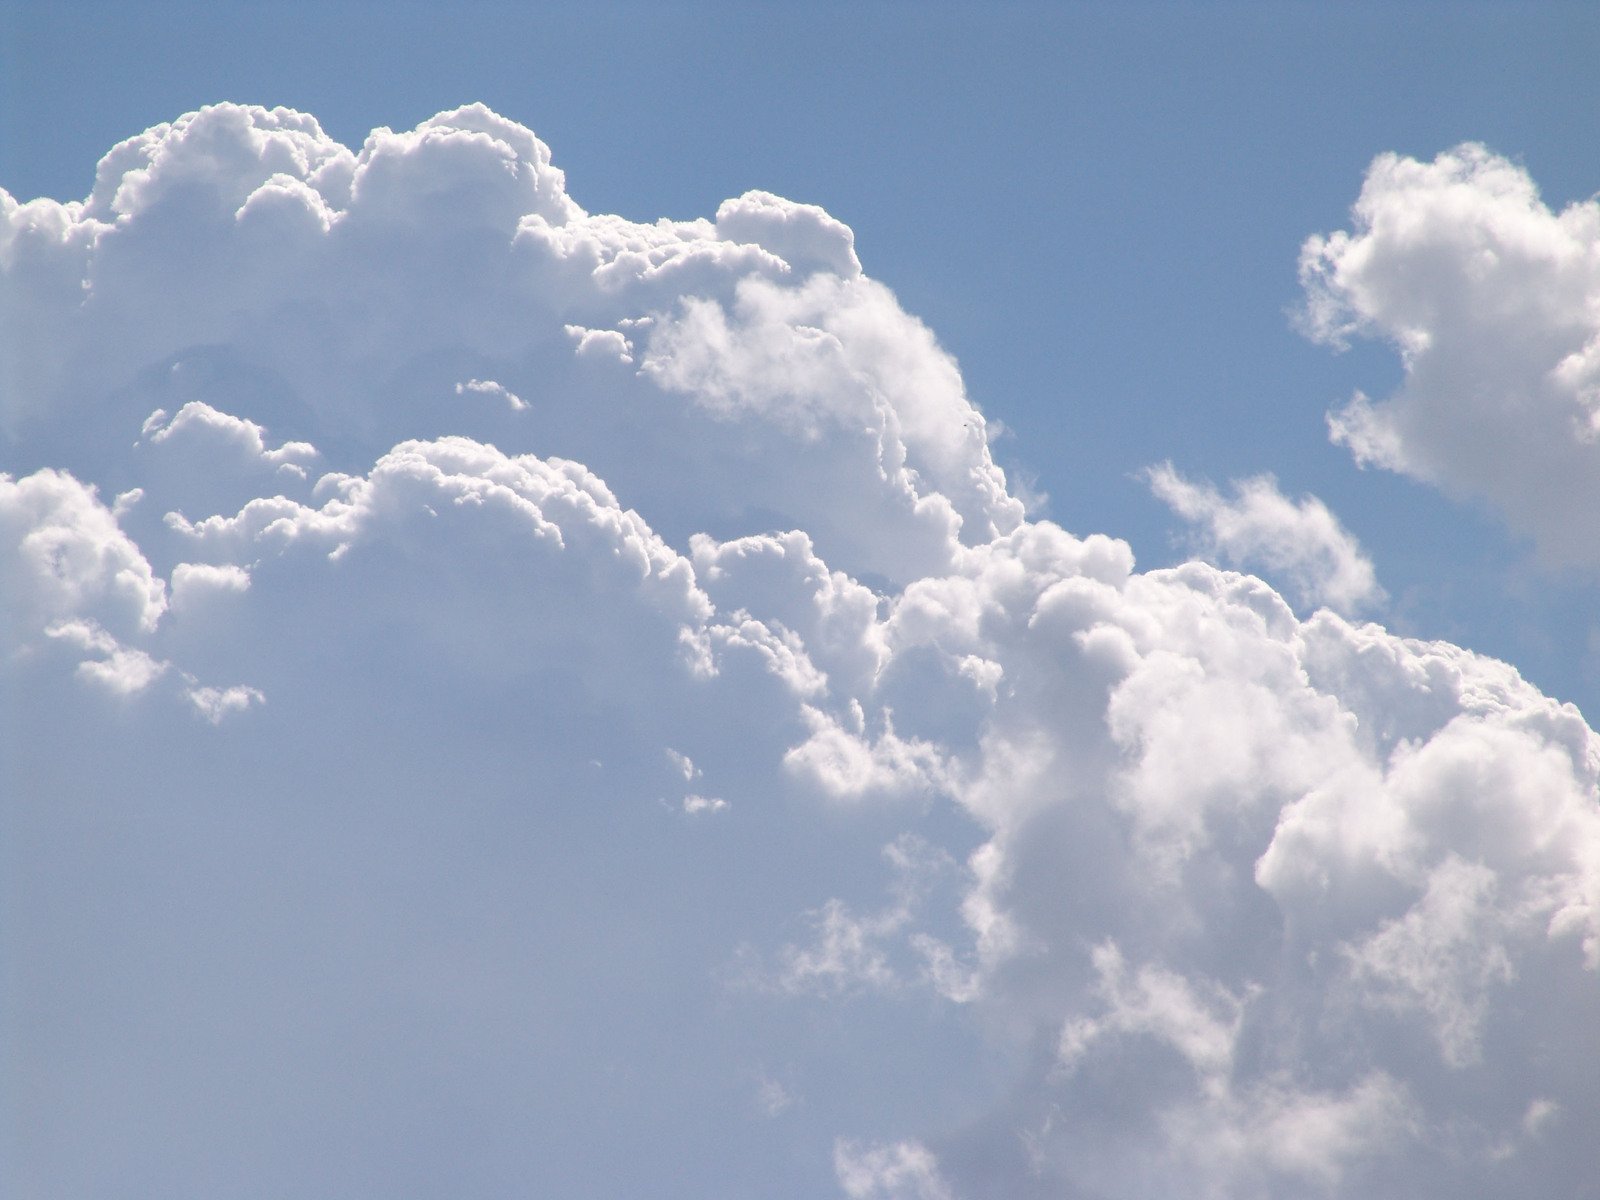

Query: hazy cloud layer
[4,106,1597,1199]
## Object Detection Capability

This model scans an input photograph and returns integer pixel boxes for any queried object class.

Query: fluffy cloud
[3,106,1597,1199]
[1147,463,1384,614]
[834,1139,954,1200]
[1301,144,1600,568]
[1,467,166,646]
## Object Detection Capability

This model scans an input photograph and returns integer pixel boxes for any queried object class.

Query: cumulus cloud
[871,528,1599,1197]
[1,467,166,644]
[143,401,318,472]
[168,561,251,612]
[1147,463,1384,614]
[1301,144,1600,569]
[2,105,1597,1200]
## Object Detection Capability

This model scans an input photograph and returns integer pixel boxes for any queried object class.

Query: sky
[3,3,1600,1197]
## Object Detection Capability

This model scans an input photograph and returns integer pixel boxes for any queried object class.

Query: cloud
[45,617,168,694]
[187,681,265,723]
[168,561,251,612]
[715,190,863,280]
[1147,462,1384,614]
[761,835,963,999]
[756,1073,796,1117]
[834,1139,954,1200]
[454,378,528,410]
[1300,144,1600,569]
[1057,941,1248,1086]
[2,105,1597,1200]
[144,401,318,471]
[875,526,1600,1198]
[1,467,166,645]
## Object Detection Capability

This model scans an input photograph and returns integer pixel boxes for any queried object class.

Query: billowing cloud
[2,106,1596,1199]
[885,535,1599,1197]
[1300,144,1600,569]
[1146,462,1384,614]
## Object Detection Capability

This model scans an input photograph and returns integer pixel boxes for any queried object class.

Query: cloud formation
[3,106,1597,1199]
[1146,462,1384,614]
[1301,144,1600,569]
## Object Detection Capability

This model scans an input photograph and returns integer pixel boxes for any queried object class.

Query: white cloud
[1340,855,1515,1067]
[46,618,168,695]
[834,1139,953,1200]
[765,836,959,998]
[775,896,905,996]
[1057,941,1248,1089]
[168,561,251,613]
[454,378,528,410]
[1301,144,1600,569]
[682,793,727,815]
[1147,462,1384,614]
[716,190,863,280]
[145,401,318,469]
[2,102,1020,590]
[563,324,634,365]
[2,105,1597,1200]
[186,681,265,723]
[863,519,1600,1195]
[1162,1072,1418,1197]
[1,468,166,645]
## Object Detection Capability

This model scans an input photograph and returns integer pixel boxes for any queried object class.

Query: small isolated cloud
[1301,144,1600,570]
[668,748,726,812]
[1147,462,1384,614]
[668,747,698,781]
[187,682,265,723]
[682,793,727,815]
[455,378,528,411]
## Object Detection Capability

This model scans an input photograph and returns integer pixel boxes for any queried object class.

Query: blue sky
[5,3,1600,1197]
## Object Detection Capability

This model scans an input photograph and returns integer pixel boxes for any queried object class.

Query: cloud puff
[1300,144,1600,569]
[168,561,251,613]
[1147,462,1384,614]
[834,1139,953,1200]
[716,190,863,280]
[2,106,1597,1200]
[1,467,167,646]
